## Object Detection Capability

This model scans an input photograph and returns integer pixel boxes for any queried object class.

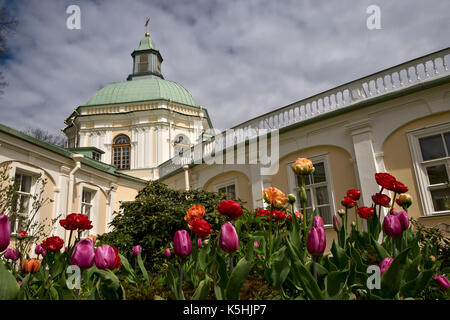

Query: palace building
[1,28,449,251]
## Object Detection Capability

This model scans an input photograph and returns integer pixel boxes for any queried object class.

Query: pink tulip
[164,248,171,258]
[0,215,10,252]
[132,245,142,257]
[197,238,202,248]
[254,241,259,248]
[219,222,239,253]
[35,244,47,257]
[333,215,341,232]
[70,238,95,269]
[173,230,192,258]
[383,215,402,237]
[307,226,326,256]
[4,248,20,261]
[380,257,393,275]
[94,244,116,269]
[391,211,409,231]
[433,275,450,291]
[313,215,324,228]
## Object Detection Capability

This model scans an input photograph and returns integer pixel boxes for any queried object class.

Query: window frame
[286,153,336,227]
[78,183,99,236]
[407,122,450,216]
[112,134,131,170]
[214,178,239,200]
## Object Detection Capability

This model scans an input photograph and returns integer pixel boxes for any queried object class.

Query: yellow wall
[204,171,253,210]
[115,185,140,212]
[382,111,450,224]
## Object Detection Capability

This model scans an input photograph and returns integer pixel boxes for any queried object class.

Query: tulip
[184,204,205,223]
[396,193,412,209]
[164,248,171,258]
[291,158,315,175]
[217,200,243,220]
[254,241,259,248]
[307,226,326,256]
[392,181,408,194]
[333,215,341,232]
[341,196,356,208]
[379,257,393,275]
[337,209,345,218]
[391,211,409,231]
[70,238,95,269]
[312,215,324,228]
[88,234,97,244]
[21,258,40,274]
[94,244,116,269]
[17,230,27,240]
[132,245,142,257]
[173,230,192,258]
[347,189,361,201]
[219,222,239,253]
[262,187,289,209]
[375,173,397,191]
[35,244,47,257]
[433,275,450,291]
[197,238,202,248]
[287,193,297,204]
[0,214,10,252]
[383,215,402,238]
[4,248,20,261]
[372,193,391,207]
[356,206,374,219]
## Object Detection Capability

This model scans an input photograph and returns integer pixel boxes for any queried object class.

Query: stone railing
[158,47,450,179]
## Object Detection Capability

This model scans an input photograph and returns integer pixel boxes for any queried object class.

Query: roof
[82,77,198,108]
[135,36,156,51]
[0,123,146,185]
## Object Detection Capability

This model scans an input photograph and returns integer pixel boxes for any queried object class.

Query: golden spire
[145,17,150,37]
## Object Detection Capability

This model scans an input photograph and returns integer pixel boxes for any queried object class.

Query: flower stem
[178,259,185,300]
[301,175,307,255]
[229,254,234,274]
[392,237,397,259]
[313,256,318,282]
[269,206,273,260]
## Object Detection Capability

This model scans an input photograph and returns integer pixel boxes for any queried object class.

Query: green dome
[83,78,198,107]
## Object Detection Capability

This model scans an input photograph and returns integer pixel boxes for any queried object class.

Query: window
[408,123,450,215]
[218,184,236,199]
[113,135,130,169]
[92,151,101,161]
[173,134,190,157]
[79,187,97,236]
[10,173,33,233]
[287,155,335,225]
[81,190,93,218]
[137,54,149,73]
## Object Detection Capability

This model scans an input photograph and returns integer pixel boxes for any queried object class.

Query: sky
[0,0,449,137]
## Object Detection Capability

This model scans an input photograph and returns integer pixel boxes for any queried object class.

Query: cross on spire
[145,17,150,37]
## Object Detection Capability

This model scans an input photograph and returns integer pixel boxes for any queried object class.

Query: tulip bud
[333,215,341,232]
[94,244,116,269]
[70,238,95,269]
[287,193,297,204]
[17,230,27,240]
[197,238,202,248]
[132,245,142,257]
[291,158,315,175]
[396,193,412,209]
[379,257,393,275]
[307,226,326,256]
[35,244,47,257]
[254,241,259,248]
[219,222,239,253]
[313,215,324,228]
[337,209,345,218]
[4,248,20,261]
[0,214,11,252]
[383,215,402,238]
[21,258,40,274]
[347,189,361,201]
[341,196,356,208]
[433,275,450,291]
[391,211,409,231]
[88,234,97,244]
[173,230,192,258]
[164,248,171,258]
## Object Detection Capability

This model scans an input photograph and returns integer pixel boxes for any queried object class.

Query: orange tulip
[291,158,315,175]
[263,187,288,208]
[184,204,205,223]
[21,258,40,274]
[88,234,97,244]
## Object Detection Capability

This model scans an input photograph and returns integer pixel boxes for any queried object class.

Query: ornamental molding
[344,118,373,135]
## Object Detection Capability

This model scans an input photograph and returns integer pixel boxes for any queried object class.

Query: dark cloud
[0,0,449,134]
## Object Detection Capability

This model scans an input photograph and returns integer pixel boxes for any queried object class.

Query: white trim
[213,177,239,199]
[78,183,99,235]
[286,153,336,226]
[407,121,450,216]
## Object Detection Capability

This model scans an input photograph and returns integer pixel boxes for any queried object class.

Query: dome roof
[83,78,198,107]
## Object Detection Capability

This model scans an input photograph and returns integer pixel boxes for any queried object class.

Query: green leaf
[331,240,348,269]
[325,270,349,298]
[137,252,149,283]
[400,269,433,298]
[292,260,324,300]
[270,248,290,288]
[380,247,411,298]
[0,261,20,300]
[225,257,251,300]
[191,275,212,300]
[371,235,389,261]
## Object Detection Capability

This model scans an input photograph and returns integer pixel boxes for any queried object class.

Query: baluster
[444,56,449,72]
[415,65,421,81]
[425,61,430,78]
[433,58,438,75]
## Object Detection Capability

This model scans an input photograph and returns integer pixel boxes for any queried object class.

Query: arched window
[113,135,131,169]
[173,134,190,157]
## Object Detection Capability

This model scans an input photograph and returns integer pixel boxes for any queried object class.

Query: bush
[98,181,235,271]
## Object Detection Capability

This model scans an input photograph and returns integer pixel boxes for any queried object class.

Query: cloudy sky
[0,0,449,137]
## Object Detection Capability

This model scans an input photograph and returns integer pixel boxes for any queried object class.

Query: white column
[183,165,190,191]
[106,183,118,232]
[249,164,264,210]
[56,165,71,240]
[138,128,145,168]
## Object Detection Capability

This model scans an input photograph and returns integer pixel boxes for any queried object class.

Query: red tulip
[356,206,374,219]
[17,230,27,240]
[219,222,239,253]
[217,200,243,220]
[173,230,192,258]
[341,196,356,208]
[347,189,361,201]
[189,218,213,238]
[70,238,95,269]
[383,215,402,237]
[307,226,326,256]
[272,210,286,220]
[59,213,93,231]
[375,173,396,191]
[41,236,64,252]
[0,215,10,252]
[392,181,408,194]
[94,245,116,269]
[372,193,391,207]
